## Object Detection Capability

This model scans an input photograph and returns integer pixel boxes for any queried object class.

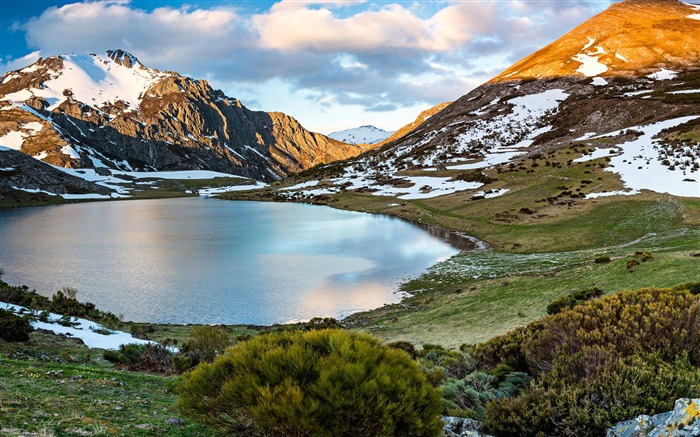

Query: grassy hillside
[345,228,700,347]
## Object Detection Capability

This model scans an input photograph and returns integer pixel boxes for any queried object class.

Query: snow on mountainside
[328,125,394,145]
[277,0,700,202]
[0,49,366,192]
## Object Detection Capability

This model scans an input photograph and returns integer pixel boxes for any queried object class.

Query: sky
[1,0,619,134]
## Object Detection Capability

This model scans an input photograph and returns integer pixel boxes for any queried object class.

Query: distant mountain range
[328,126,394,145]
[0,50,372,183]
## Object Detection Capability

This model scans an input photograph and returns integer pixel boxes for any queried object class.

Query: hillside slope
[238,0,700,251]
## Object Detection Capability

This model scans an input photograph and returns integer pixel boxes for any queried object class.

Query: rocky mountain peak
[106,49,143,69]
[0,50,374,184]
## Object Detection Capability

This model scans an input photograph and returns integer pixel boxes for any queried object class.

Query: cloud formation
[7,0,614,130]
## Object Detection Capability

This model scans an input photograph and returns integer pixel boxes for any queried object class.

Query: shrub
[442,370,529,420]
[594,256,611,264]
[626,259,640,272]
[104,343,173,373]
[304,317,342,331]
[0,308,33,342]
[177,329,443,437]
[474,287,700,436]
[181,325,231,365]
[673,281,700,295]
[546,287,603,315]
[388,340,418,359]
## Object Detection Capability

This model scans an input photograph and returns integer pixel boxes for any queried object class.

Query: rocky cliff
[0,50,366,182]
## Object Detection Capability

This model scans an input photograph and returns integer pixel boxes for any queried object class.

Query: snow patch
[615,53,629,62]
[23,122,43,132]
[1,302,153,350]
[60,145,80,159]
[198,182,268,197]
[278,180,320,191]
[603,116,700,197]
[668,89,700,95]
[591,77,608,86]
[586,190,640,199]
[688,14,700,20]
[573,40,608,77]
[648,69,677,81]
[0,131,27,150]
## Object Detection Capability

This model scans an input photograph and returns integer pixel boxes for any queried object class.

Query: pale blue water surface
[0,198,460,324]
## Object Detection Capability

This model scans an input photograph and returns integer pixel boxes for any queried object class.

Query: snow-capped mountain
[0,50,365,182]
[279,0,700,202]
[328,125,394,145]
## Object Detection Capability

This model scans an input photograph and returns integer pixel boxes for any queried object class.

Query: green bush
[674,281,700,295]
[594,256,611,264]
[181,325,231,365]
[104,343,173,373]
[626,259,640,272]
[474,287,700,436]
[177,329,443,437]
[442,370,529,420]
[388,340,418,359]
[0,308,33,342]
[546,287,603,315]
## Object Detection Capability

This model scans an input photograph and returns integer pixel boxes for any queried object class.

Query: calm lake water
[0,198,461,324]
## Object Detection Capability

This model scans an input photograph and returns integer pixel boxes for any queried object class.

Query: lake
[0,198,462,324]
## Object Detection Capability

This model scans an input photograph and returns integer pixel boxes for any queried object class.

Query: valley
[1,0,700,435]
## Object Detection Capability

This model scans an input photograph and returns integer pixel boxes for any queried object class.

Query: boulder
[608,398,700,437]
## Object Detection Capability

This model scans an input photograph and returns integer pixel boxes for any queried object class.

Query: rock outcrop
[607,398,700,437]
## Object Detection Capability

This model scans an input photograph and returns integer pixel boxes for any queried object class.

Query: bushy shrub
[674,281,700,295]
[181,325,231,365]
[594,256,611,264]
[388,340,418,359]
[546,287,603,315]
[442,370,529,420]
[474,287,700,436]
[304,317,342,330]
[177,329,443,437]
[0,308,33,342]
[104,343,173,373]
[626,259,640,272]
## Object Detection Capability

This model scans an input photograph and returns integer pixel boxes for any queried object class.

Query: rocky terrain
[0,147,113,204]
[270,0,700,203]
[0,50,367,185]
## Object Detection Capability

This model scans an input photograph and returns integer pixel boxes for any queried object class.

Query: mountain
[278,0,700,203]
[0,50,365,182]
[328,125,394,145]
[0,147,113,205]
[378,102,451,146]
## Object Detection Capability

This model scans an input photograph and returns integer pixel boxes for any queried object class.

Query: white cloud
[1,51,42,73]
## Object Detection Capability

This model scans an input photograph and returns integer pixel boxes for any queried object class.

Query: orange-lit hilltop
[492,0,700,82]
[286,0,700,207]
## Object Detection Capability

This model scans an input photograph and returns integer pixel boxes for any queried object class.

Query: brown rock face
[0,51,369,182]
[491,0,700,82]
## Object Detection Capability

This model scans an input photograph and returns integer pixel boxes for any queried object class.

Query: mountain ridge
[0,50,368,183]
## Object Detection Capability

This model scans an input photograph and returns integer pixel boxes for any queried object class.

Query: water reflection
[0,198,460,324]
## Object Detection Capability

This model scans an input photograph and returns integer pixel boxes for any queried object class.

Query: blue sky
[1,0,617,133]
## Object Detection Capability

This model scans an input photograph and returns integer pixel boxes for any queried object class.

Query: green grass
[0,333,213,436]
[345,228,700,348]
